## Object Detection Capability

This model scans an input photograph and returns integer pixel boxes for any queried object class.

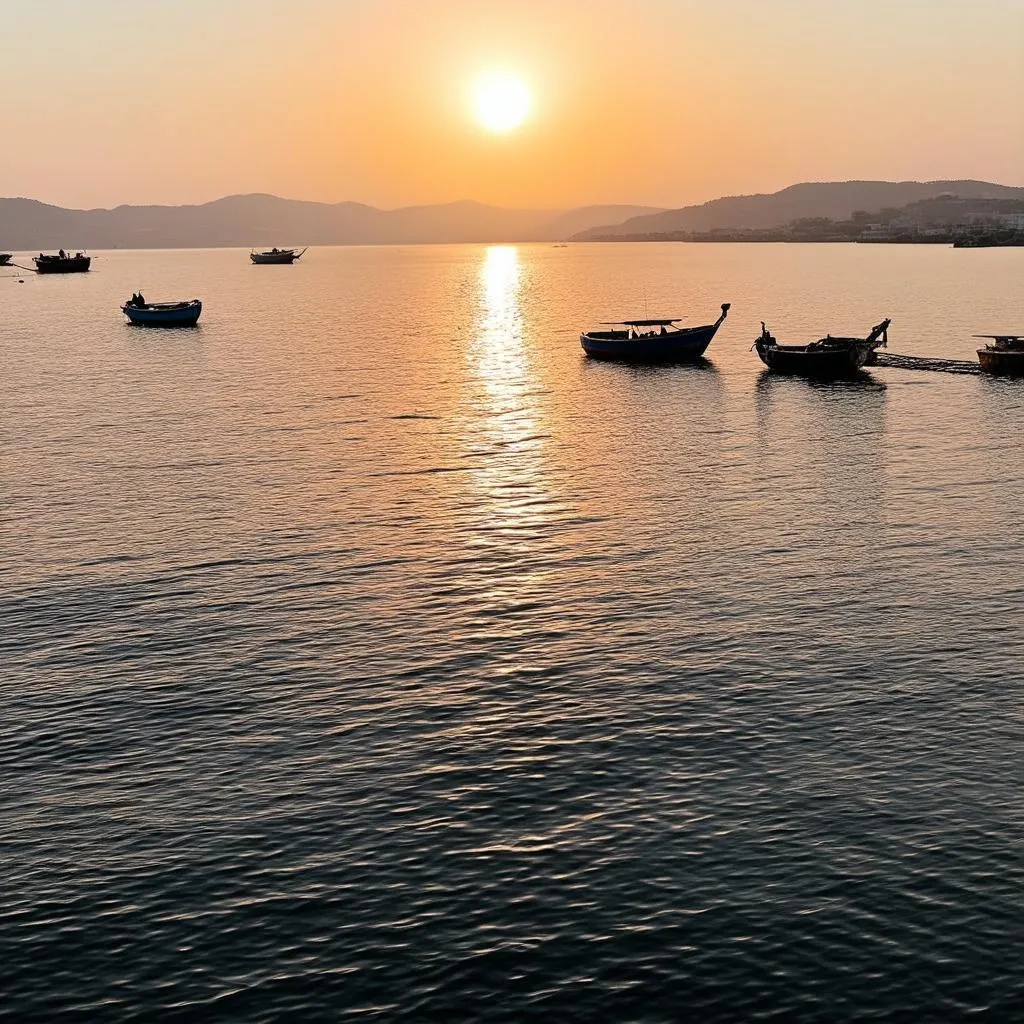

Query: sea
[3,243,1023,1021]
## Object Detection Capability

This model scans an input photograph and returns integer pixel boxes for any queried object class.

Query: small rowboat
[122,298,202,327]
[34,251,91,274]
[580,303,730,362]
[754,318,890,378]
[975,334,1024,376]
[250,247,306,265]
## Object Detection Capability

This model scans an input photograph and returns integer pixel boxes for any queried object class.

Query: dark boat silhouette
[976,334,1024,376]
[580,303,730,362]
[0,253,11,267]
[34,251,91,274]
[754,318,890,378]
[121,295,202,327]
[250,247,306,265]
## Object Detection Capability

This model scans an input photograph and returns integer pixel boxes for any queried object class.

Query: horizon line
[5,176,1024,215]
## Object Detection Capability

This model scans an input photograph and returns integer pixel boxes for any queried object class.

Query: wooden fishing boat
[122,297,202,327]
[580,303,730,362]
[250,247,306,265]
[754,318,891,378]
[34,251,91,274]
[0,254,11,267]
[976,334,1024,376]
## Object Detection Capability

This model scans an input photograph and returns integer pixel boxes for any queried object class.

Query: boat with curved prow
[580,303,730,362]
[754,318,890,378]
[976,334,1024,376]
[250,247,306,265]
[34,251,91,274]
[121,296,202,327]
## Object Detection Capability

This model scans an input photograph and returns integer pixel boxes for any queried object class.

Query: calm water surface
[3,244,1023,1020]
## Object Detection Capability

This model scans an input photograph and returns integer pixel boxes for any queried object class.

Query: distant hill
[572,180,1024,240]
[0,195,663,250]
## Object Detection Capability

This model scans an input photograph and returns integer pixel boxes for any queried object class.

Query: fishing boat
[34,251,91,274]
[976,334,1024,376]
[121,295,202,327]
[580,303,730,362]
[0,254,11,267]
[754,318,891,378]
[250,247,306,265]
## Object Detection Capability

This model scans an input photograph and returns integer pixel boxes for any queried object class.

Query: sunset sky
[2,0,1022,210]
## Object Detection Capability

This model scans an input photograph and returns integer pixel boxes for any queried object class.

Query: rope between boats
[873,352,980,375]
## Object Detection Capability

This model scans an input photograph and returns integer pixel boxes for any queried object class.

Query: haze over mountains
[1,181,1021,250]
[0,196,661,250]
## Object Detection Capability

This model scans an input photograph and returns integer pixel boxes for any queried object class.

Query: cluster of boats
[580,304,1024,378]
[2,246,306,274]
[2,245,309,327]
[7,247,1021,367]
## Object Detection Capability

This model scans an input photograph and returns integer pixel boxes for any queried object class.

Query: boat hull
[34,256,91,274]
[978,347,1024,376]
[756,342,873,378]
[251,251,300,264]
[122,300,202,327]
[0,254,11,266]
[580,321,723,362]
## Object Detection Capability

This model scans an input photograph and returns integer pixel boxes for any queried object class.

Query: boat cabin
[588,318,684,341]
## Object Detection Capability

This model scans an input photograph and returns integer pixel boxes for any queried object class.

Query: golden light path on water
[462,245,561,622]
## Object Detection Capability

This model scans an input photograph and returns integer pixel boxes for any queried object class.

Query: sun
[473,72,531,133]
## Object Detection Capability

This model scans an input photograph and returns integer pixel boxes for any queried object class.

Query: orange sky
[2,0,1022,210]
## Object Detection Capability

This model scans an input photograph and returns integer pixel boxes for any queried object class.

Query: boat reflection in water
[753,370,888,633]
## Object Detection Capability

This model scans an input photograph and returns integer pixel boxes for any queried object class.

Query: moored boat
[754,318,890,378]
[250,247,306,265]
[580,303,730,362]
[34,250,91,274]
[0,253,11,267]
[976,334,1024,376]
[121,295,202,327]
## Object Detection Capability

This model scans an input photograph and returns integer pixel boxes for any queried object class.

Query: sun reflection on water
[474,245,528,418]
[461,246,560,568]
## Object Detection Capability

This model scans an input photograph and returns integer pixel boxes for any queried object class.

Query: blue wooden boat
[122,297,202,327]
[580,303,730,361]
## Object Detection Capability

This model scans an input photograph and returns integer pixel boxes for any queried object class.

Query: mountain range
[0,196,662,250]
[572,180,1024,240]
[1,181,1021,250]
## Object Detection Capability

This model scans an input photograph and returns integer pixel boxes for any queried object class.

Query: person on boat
[59,249,66,259]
